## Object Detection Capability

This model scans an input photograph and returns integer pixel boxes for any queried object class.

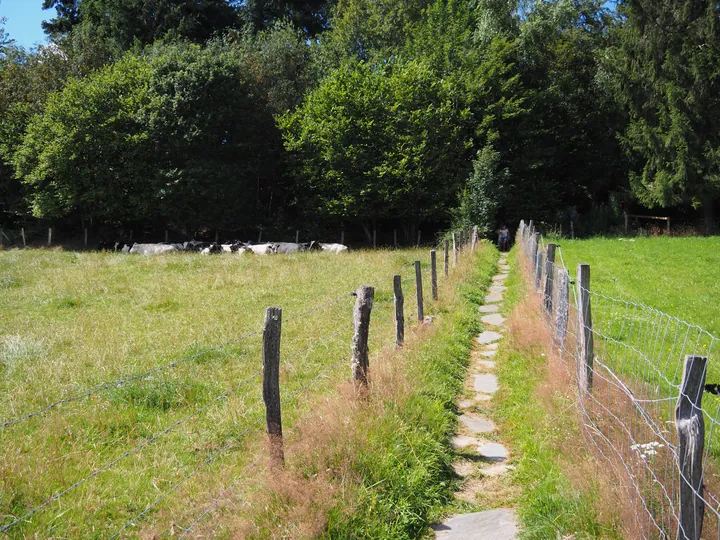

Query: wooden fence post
[262,306,284,465]
[393,275,404,347]
[21,228,26,247]
[417,230,421,247]
[47,228,52,247]
[352,285,374,389]
[554,269,569,347]
[544,244,557,313]
[430,250,438,300]
[414,261,424,321]
[444,239,449,277]
[676,355,707,540]
[258,229,263,243]
[518,220,525,242]
[530,233,539,270]
[471,226,478,253]
[667,218,671,236]
[295,230,300,243]
[534,249,543,292]
[373,227,377,249]
[570,220,575,240]
[165,229,169,243]
[576,264,593,393]
[452,233,458,267]
[340,229,345,246]
[624,212,628,235]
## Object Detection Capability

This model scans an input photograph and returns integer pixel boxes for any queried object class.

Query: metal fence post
[544,244,556,313]
[430,250,438,300]
[352,285,374,390]
[676,355,707,540]
[414,261,424,321]
[393,275,404,347]
[262,306,284,466]
[576,264,593,393]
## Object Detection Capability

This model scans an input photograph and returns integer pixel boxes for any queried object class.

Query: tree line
[1,0,718,242]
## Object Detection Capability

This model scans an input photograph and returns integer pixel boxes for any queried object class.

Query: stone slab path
[434,254,518,539]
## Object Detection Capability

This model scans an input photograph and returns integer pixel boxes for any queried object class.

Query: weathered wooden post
[373,227,377,249]
[417,230,421,247]
[624,211,628,235]
[393,229,398,248]
[84,228,88,248]
[518,220,525,242]
[47,228,52,247]
[570,220,575,240]
[262,306,284,465]
[444,239,449,277]
[430,250,438,300]
[543,244,557,313]
[258,229,263,243]
[414,261,424,321]
[295,230,300,243]
[554,269,569,347]
[534,249,543,291]
[471,226,478,253]
[452,233,458,267]
[676,355,707,540]
[528,220,534,236]
[165,229,169,243]
[393,275,404,347]
[340,229,345,246]
[352,286,374,389]
[576,264,593,392]
[530,233,539,269]
[667,218,671,236]
[21,228,25,248]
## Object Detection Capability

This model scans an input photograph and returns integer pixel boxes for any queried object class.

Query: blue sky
[0,0,49,49]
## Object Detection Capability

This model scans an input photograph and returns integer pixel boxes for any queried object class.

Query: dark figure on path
[498,225,510,252]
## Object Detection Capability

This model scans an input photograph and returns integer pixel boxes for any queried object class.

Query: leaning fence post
[676,355,707,540]
[554,269,569,347]
[21,227,26,247]
[534,249,543,292]
[576,264,593,393]
[444,239,449,277]
[430,250,438,300]
[262,306,284,466]
[47,228,52,247]
[414,261,424,321]
[452,233,458,267]
[544,244,556,313]
[295,230,300,243]
[352,285,374,390]
[393,276,404,347]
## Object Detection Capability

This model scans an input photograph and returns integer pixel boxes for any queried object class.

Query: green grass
[494,247,623,539]
[0,246,462,538]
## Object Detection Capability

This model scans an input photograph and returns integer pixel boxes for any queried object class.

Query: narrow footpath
[433,253,518,539]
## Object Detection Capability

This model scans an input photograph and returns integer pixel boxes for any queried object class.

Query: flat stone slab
[478,442,509,461]
[452,435,480,450]
[478,360,496,368]
[459,414,496,434]
[479,463,515,477]
[474,374,499,394]
[478,304,500,313]
[452,461,475,478]
[475,393,492,401]
[476,331,503,344]
[484,293,503,303]
[481,314,506,327]
[500,265,511,271]
[433,509,518,539]
[485,342,499,351]
[458,399,475,409]
[489,285,507,294]
[481,350,497,358]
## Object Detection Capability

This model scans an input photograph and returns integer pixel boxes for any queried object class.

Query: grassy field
[0,245,481,538]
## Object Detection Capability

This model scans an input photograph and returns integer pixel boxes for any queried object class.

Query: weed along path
[433,253,518,539]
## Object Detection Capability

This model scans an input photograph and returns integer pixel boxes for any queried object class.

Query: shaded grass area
[494,247,623,539]
[0,247,451,538]
[229,245,499,539]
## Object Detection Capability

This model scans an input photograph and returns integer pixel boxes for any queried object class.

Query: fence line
[517,219,720,540]
[0,228,478,537]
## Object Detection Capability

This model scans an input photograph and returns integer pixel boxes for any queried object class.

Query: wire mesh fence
[517,219,720,540]
[0,228,477,538]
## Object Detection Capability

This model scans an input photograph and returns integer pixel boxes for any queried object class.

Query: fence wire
[518,219,720,540]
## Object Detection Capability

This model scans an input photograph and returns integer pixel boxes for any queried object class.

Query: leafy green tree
[239,0,336,36]
[280,59,472,239]
[606,0,720,231]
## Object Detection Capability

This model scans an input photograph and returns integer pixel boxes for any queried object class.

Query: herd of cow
[98,240,350,255]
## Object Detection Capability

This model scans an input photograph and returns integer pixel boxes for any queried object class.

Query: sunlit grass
[0,245,473,538]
